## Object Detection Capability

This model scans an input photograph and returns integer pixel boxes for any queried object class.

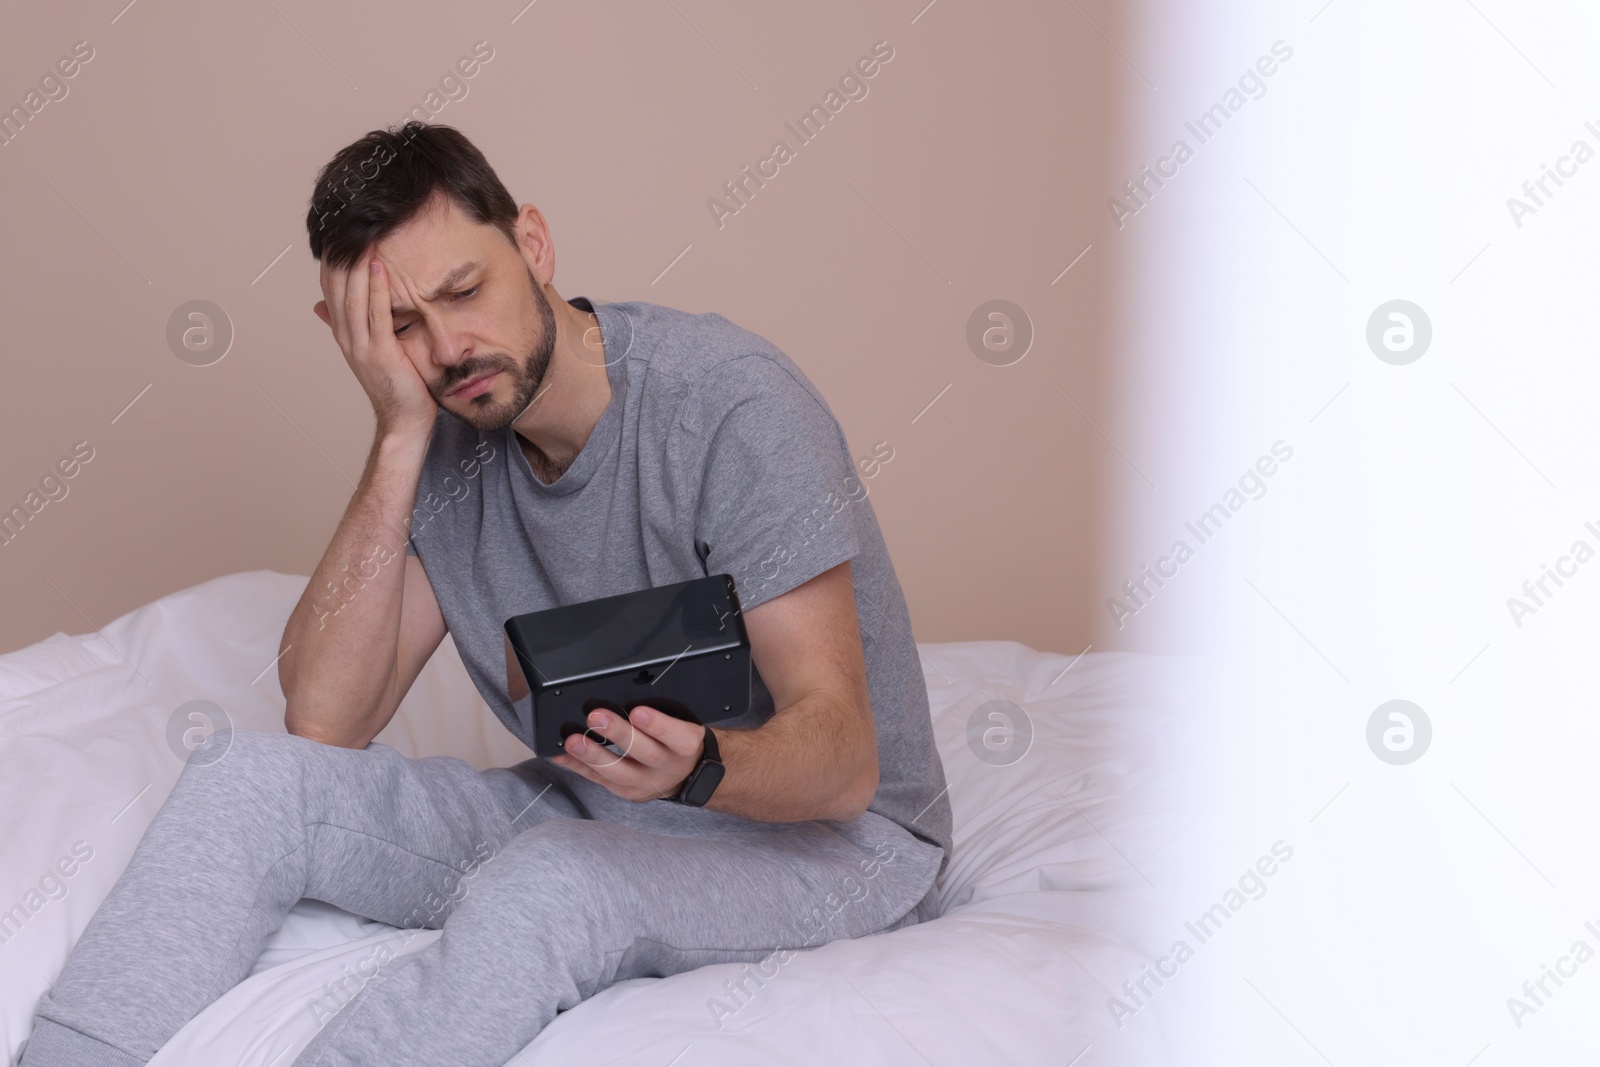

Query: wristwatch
[671,726,725,806]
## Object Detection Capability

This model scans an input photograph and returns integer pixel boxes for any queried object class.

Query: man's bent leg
[20,730,574,1067]
[293,804,944,1067]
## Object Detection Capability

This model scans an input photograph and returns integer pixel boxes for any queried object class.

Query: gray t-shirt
[404,297,951,867]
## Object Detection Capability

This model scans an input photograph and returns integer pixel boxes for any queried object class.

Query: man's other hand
[549,705,704,802]
[313,251,438,439]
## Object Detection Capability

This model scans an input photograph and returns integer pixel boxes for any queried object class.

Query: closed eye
[394,286,479,336]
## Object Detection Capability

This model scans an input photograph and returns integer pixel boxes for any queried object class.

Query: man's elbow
[826,758,879,822]
[284,712,334,744]
[284,707,369,749]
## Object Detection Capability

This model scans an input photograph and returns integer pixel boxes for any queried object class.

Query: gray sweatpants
[19,729,943,1066]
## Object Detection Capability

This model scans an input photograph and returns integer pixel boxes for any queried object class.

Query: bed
[0,571,1185,1066]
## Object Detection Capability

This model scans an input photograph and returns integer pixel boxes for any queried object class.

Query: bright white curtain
[1109,1,1600,1061]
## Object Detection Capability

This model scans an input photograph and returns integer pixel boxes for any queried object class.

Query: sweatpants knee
[172,728,314,811]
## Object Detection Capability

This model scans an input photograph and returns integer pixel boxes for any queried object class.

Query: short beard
[445,267,557,435]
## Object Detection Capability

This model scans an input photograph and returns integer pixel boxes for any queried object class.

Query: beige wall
[0,0,1122,659]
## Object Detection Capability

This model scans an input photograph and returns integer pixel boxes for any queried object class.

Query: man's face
[374,193,556,435]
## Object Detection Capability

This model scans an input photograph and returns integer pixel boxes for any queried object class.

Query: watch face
[682,760,726,807]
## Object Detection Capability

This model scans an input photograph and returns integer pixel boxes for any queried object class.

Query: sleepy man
[19,121,952,1066]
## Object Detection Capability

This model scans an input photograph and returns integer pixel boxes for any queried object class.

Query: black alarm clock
[503,573,751,757]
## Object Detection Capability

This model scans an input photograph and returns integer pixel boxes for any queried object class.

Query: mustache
[441,358,512,394]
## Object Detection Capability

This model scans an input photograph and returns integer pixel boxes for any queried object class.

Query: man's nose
[429,320,476,373]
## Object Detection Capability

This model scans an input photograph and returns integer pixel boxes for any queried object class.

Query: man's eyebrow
[392,260,481,313]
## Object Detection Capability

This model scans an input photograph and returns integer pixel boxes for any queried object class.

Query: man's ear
[313,300,331,327]
[514,203,556,286]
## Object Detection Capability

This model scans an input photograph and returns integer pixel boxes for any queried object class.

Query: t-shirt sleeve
[691,355,863,612]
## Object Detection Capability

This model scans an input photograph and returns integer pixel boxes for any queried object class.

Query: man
[19,122,951,1067]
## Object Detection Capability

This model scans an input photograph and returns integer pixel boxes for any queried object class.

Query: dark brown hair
[304,121,519,269]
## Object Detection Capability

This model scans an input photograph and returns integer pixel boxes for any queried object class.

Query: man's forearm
[279,429,431,745]
[705,693,879,823]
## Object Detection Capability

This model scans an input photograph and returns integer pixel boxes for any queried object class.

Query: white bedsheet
[0,571,1188,1066]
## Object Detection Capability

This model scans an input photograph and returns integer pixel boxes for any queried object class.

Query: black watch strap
[698,723,721,763]
[672,726,725,806]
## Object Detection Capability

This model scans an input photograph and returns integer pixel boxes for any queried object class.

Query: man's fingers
[586,709,669,767]
[558,735,654,793]
[629,705,706,758]
[547,710,706,804]
[564,724,643,775]
[559,727,679,797]
[322,259,350,351]
[368,257,393,339]
[344,248,371,351]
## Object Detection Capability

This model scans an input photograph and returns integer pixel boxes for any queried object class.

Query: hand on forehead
[377,250,428,308]
[372,194,483,303]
